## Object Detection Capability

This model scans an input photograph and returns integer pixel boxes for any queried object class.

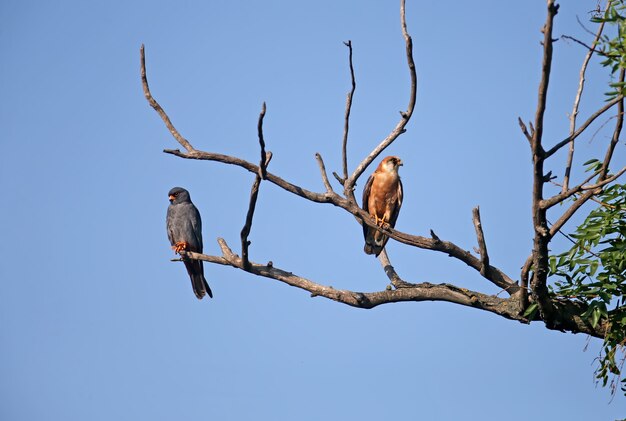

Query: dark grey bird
[166,187,213,299]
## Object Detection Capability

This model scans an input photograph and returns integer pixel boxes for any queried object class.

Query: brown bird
[361,156,404,256]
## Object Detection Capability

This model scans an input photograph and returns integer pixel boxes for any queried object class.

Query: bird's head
[168,187,191,204]
[379,156,403,174]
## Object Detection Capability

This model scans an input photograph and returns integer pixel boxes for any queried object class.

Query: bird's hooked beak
[397,159,403,167]
[169,194,176,203]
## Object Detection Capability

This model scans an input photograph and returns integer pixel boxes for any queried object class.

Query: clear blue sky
[1,0,625,419]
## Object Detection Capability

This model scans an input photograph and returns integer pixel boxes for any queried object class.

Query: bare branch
[518,117,532,143]
[257,102,268,179]
[241,104,272,270]
[543,166,626,209]
[163,148,338,204]
[344,0,417,196]
[519,255,532,309]
[532,1,559,156]
[378,249,416,289]
[549,190,596,238]
[340,40,356,185]
[547,69,625,239]
[189,241,522,319]
[348,202,519,294]
[472,207,490,277]
[140,45,195,152]
[241,175,261,270]
[529,0,559,324]
[600,69,625,180]
[179,244,603,337]
[562,15,607,192]
[315,153,334,193]
[544,95,623,158]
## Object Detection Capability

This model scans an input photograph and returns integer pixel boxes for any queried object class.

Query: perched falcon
[166,187,213,299]
[362,156,403,256]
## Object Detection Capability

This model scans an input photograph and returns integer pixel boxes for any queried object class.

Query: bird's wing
[388,177,403,228]
[362,174,373,214]
[166,205,176,245]
[362,174,374,239]
[189,203,203,252]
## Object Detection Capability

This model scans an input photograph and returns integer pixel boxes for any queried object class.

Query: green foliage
[549,183,626,396]
[592,0,626,97]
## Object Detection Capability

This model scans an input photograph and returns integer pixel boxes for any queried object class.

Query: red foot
[172,241,189,254]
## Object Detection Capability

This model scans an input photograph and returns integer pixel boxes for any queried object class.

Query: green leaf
[591,307,601,328]
[523,303,538,319]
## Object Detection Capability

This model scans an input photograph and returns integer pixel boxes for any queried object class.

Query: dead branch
[343,0,417,198]
[472,207,490,277]
[528,0,559,324]
[518,117,533,144]
[163,148,339,204]
[140,45,195,152]
[257,102,268,179]
[378,249,417,289]
[547,70,625,237]
[562,11,608,192]
[179,243,604,338]
[600,69,625,180]
[337,40,356,185]
[241,104,271,270]
[542,166,626,209]
[544,95,623,158]
[193,240,524,319]
[315,153,334,193]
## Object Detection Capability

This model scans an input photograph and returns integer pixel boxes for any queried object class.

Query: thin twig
[140,45,195,152]
[472,207,490,277]
[599,69,625,180]
[548,219,601,259]
[518,117,533,144]
[241,104,271,270]
[241,175,261,271]
[340,40,356,185]
[542,166,626,209]
[545,64,625,241]
[563,13,607,193]
[545,95,622,158]
[315,153,334,193]
[344,0,417,199]
[164,148,335,204]
[258,102,268,179]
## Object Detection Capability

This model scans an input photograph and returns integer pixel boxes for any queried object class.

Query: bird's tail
[364,231,385,256]
[184,259,213,299]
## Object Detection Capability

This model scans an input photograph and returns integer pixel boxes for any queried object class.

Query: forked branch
[343,0,417,198]
[241,104,272,270]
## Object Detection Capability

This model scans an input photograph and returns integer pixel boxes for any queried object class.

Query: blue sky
[1,0,625,419]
